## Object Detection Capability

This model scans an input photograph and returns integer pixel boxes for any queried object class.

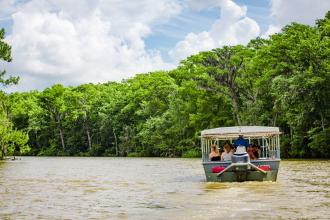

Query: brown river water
[0,157,329,219]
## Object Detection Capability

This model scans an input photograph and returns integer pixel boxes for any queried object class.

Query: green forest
[1,12,330,159]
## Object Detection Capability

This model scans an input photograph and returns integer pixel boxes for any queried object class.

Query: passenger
[248,144,256,160]
[233,135,249,148]
[253,145,260,159]
[218,146,224,156]
[230,144,236,153]
[209,145,220,161]
[221,143,233,161]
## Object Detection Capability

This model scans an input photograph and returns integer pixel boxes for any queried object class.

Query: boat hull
[202,159,280,182]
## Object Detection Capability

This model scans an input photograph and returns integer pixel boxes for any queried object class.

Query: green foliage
[0,28,19,88]
[0,105,30,158]
[0,29,28,159]
[4,12,330,158]
[308,128,330,158]
[182,149,201,158]
[127,152,141,157]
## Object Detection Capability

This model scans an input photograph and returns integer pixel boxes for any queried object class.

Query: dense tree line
[2,13,330,158]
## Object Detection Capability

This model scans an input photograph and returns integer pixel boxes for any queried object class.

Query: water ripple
[0,157,329,219]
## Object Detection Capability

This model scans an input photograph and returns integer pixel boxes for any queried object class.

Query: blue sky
[145,0,271,62]
[0,0,329,91]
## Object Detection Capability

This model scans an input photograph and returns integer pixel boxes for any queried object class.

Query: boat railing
[201,135,281,162]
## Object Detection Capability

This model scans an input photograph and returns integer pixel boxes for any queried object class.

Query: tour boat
[201,126,281,182]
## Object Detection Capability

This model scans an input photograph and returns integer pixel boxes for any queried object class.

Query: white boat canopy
[201,126,281,139]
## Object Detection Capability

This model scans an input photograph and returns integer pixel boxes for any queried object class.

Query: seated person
[221,143,233,161]
[248,144,257,160]
[209,145,220,161]
[252,145,260,159]
[230,144,236,153]
[234,135,249,148]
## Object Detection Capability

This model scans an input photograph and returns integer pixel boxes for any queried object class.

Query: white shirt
[221,151,233,161]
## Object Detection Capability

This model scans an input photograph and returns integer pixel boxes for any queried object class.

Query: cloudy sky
[1,0,330,91]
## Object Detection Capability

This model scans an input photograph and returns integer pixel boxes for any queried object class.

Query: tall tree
[182,45,255,125]
[0,28,19,88]
[0,28,28,159]
[39,84,67,151]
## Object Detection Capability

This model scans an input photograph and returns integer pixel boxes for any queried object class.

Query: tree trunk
[273,112,278,126]
[113,129,118,156]
[59,128,65,150]
[0,145,3,160]
[320,111,325,131]
[56,113,65,150]
[231,93,241,126]
[86,128,92,150]
[1,144,7,159]
[35,130,41,150]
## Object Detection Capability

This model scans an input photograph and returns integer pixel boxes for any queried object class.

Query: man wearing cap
[234,134,249,148]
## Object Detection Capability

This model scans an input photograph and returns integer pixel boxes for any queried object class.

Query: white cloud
[169,31,215,62]
[0,0,16,18]
[270,0,330,26]
[262,0,330,38]
[261,24,281,38]
[209,0,259,46]
[187,0,221,10]
[169,0,260,63]
[5,0,329,91]
[3,0,181,91]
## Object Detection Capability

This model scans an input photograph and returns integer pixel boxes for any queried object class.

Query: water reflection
[0,157,329,219]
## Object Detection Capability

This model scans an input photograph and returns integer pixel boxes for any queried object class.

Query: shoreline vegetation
[1,13,330,159]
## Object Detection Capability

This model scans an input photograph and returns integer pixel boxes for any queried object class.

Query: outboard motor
[232,145,250,163]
